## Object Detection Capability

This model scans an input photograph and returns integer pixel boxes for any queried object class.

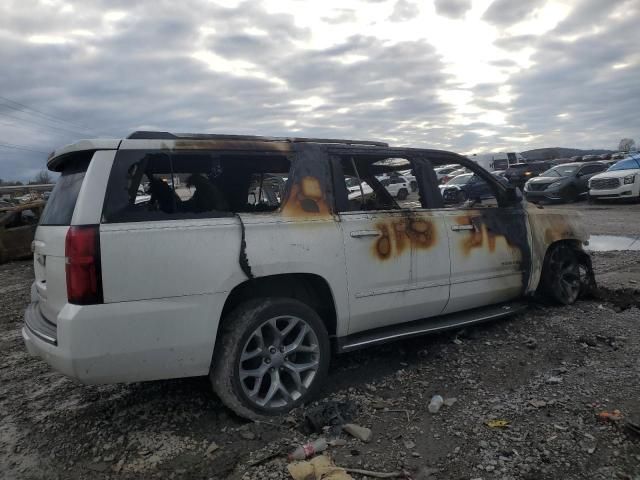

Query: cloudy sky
[0,0,638,181]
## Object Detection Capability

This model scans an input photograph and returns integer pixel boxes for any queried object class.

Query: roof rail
[126,131,388,147]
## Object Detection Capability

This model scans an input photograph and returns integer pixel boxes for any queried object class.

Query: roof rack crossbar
[126,131,387,147]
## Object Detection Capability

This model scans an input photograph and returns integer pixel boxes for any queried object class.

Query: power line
[0,95,99,135]
[0,142,50,154]
[0,110,91,137]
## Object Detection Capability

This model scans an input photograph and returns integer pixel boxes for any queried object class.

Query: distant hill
[521,147,613,161]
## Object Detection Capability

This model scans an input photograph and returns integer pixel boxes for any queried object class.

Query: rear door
[335,153,450,335]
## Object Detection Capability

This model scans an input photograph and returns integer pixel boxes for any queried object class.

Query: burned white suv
[24,132,595,419]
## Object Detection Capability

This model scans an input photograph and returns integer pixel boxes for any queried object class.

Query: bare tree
[618,138,636,152]
[31,169,53,184]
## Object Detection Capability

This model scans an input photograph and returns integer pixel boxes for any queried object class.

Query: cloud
[505,6,640,149]
[0,0,638,181]
[434,0,471,19]
[388,0,419,22]
[482,0,546,26]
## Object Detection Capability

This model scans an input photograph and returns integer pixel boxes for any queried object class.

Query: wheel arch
[219,273,338,341]
[535,239,595,297]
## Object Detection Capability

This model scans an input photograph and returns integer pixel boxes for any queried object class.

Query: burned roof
[126,131,388,147]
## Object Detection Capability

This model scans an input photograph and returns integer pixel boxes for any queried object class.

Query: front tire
[210,298,330,419]
[539,244,581,305]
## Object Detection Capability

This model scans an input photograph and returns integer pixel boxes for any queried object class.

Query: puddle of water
[586,235,640,251]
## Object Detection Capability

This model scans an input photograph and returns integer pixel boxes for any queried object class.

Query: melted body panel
[525,205,590,293]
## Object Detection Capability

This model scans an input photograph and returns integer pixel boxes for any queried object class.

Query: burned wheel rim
[552,248,581,304]
[238,316,320,410]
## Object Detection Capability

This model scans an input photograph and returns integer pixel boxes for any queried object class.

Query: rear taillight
[65,225,103,305]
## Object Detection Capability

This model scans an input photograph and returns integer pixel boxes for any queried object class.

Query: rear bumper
[23,293,226,384]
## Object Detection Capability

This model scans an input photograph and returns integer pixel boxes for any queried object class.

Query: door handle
[350,230,381,238]
[451,224,476,232]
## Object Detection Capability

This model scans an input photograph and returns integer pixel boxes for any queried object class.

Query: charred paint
[171,139,293,153]
[453,211,531,293]
[280,143,335,219]
[281,176,332,218]
[372,214,438,261]
[526,207,592,294]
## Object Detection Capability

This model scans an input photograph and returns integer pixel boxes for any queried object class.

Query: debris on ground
[289,438,329,461]
[427,394,444,413]
[288,455,352,480]
[342,424,372,443]
[485,419,510,428]
[304,400,357,435]
[597,410,624,422]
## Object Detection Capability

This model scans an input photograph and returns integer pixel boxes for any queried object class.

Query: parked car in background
[398,170,418,192]
[442,171,508,204]
[504,161,553,190]
[611,152,627,160]
[551,158,573,166]
[1,201,45,264]
[439,167,469,184]
[599,153,612,160]
[588,153,640,201]
[434,165,460,182]
[524,162,607,203]
[570,156,583,162]
[581,155,600,162]
[378,175,411,199]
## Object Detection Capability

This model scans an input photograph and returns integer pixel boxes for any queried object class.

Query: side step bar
[336,301,528,353]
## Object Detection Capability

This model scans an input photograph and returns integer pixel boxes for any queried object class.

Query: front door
[440,206,530,313]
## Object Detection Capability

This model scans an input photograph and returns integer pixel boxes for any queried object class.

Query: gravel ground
[1,203,639,480]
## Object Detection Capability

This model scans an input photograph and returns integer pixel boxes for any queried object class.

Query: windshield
[608,157,640,171]
[448,174,472,185]
[540,165,579,177]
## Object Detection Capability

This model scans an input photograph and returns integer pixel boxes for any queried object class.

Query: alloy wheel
[238,316,320,409]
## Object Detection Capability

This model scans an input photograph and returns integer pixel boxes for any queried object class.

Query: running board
[336,301,528,353]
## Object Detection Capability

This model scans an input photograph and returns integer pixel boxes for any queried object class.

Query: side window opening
[430,159,505,209]
[102,151,290,223]
[337,155,422,212]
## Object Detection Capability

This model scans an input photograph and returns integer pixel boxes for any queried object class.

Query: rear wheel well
[220,274,337,337]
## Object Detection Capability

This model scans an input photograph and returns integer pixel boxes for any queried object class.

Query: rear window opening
[39,152,92,226]
[102,151,291,223]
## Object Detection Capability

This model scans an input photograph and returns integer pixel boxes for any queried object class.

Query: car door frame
[414,150,534,312]
[328,147,451,334]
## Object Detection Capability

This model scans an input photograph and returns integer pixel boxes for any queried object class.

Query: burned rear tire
[210,298,330,419]
[539,244,582,305]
